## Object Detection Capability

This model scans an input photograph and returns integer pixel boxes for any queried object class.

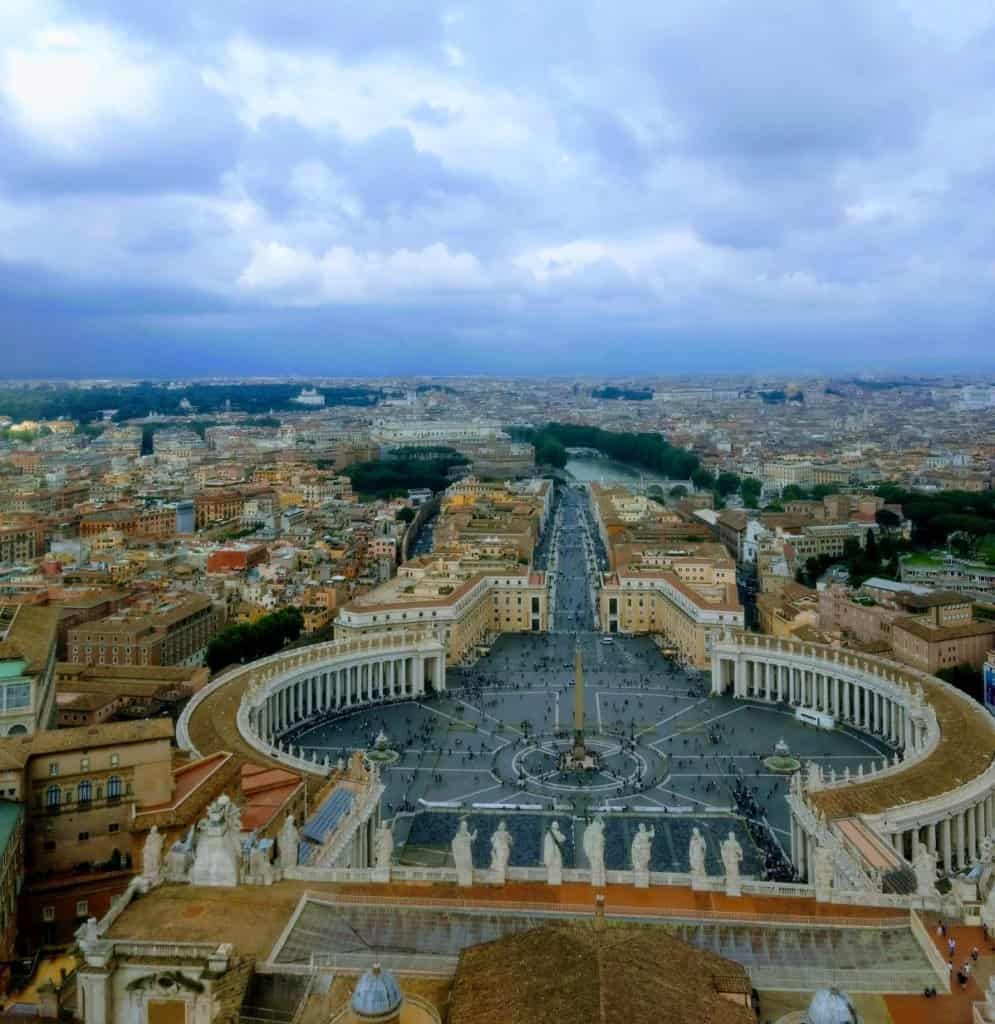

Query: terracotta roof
[448,920,753,1024]
[717,510,749,531]
[891,616,995,643]
[0,717,173,771]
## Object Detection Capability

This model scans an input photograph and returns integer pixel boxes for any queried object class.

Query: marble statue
[247,839,275,886]
[631,823,655,888]
[688,827,707,883]
[452,818,477,887]
[190,794,241,887]
[721,831,743,896]
[278,814,300,873]
[913,841,938,895]
[981,833,995,866]
[374,822,394,882]
[812,844,834,898]
[544,821,566,886]
[489,821,513,884]
[164,827,195,883]
[142,826,163,886]
[583,817,606,888]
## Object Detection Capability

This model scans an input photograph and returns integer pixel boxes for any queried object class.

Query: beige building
[0,718,174,948]
[590,485,743,667]
[891,616,995,674]
[0,604,58,737]
[599,570,743,668]
[336,560,548,665]
[337,478,553,664]
[757,582,820,638]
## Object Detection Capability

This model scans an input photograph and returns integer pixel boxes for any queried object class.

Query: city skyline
[3,2,995,375]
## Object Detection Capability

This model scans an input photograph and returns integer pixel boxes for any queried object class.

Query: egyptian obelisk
[571,644,587,760]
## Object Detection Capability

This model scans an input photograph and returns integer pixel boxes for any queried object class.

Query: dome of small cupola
[350,964,403,1023]
[805,988,859,1024]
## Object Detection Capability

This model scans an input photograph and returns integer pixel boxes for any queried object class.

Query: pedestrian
[972,946,979,961]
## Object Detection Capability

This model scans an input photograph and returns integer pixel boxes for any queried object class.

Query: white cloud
[238,240,486,303]
[1,22,158,152]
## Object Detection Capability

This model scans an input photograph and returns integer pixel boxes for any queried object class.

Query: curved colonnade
[178,632,446,778]
[712,632,995,882]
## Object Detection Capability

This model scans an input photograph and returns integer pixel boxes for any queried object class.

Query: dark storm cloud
[0,67,245,196]
[75,0,448,59]
[1,0,994,374]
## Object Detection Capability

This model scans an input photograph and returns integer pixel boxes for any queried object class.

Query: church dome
[806,988,859,1024]
[350,964,403,1021]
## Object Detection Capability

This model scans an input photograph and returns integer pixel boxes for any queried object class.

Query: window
[75,900,89,917]
[48,762,58,777]
[107,776,122,800]
[77,780,92,805]
[43,840,55,851]
[80,757,89,772]
[2,683,30,711]
[78,832,90,842]
[108,823,119,834]
[109,754,120,768]
[42,906,55,923]
[45,785,60,809]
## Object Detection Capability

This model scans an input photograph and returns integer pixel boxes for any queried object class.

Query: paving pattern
[285,487,891,871]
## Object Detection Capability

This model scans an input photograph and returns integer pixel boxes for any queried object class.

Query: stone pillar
[968,805,978,864]
[956,812,966,870]
[78,966,114,1024]
[942,817,953,874]
[927,821,937,856]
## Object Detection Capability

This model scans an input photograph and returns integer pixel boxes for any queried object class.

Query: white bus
[794,708,835,731]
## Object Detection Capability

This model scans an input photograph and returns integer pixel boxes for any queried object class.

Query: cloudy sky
[2,1,994,377]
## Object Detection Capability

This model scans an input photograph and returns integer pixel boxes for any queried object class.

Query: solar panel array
[301,788,355,845]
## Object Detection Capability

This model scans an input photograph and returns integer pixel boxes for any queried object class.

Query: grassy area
[901,551,946,568]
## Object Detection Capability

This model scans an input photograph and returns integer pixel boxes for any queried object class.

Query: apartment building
[194,489,245,529]
[67,594,221,668]
[0,518,45,564]
[79,506,176,540]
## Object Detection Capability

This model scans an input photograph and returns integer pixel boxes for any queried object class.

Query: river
[565,455,676,489]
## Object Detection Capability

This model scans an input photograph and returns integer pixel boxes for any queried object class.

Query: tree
[875,508,902,530]
[669,484,688,499]
[205,607,304,673]
[741,478,762,509]
[396,506,416,524]
[716,472,741,497]
[781,484,808,502]
[864,529,878,561]
[691,467,714,491]
[535,437,567,469]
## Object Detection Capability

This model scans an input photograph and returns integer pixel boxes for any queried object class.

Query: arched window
[107,776,122,801]
[77,780,92,805]
[45,785,60,808]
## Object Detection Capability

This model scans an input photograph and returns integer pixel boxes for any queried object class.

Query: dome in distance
[351,964,403,1022]
[806,988,859,1024]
